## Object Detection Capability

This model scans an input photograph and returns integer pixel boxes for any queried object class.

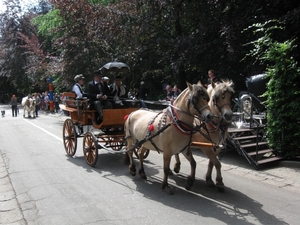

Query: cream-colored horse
[174,80,234,192]
[22,96,36,118]
[125,82,214,194]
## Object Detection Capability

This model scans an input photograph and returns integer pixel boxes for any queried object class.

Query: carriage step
[240,142,268,148]
[233,135,257,141]
[257,156,284,165]
[228,128,253,133]
[247,149,274,156]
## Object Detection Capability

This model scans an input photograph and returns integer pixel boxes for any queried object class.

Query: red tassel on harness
[124,115,129,121]
[148,124,154,131]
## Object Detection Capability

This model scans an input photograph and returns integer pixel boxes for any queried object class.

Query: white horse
[174,80,234,192]
[125,82,214,194]
[22,96,36,118]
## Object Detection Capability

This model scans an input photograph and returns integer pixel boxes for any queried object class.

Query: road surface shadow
[65,151,288,224]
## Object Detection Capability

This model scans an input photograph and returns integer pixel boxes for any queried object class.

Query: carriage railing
[232,92,286,158]
[245,92,287,154]
[232,97,263,162]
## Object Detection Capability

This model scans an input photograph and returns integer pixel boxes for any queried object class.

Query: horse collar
[167,105,194,135]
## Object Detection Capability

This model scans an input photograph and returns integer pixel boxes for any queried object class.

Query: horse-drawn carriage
[60,92,139,167]
[61,73,235,194]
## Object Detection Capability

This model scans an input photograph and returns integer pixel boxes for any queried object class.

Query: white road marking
[24,119,62,142]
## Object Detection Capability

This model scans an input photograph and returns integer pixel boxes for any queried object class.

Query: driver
[87,70,112,125]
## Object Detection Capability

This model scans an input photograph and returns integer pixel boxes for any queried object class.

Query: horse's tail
[121,152,131,165]
[21,97,28,106]
[122,111,135,164]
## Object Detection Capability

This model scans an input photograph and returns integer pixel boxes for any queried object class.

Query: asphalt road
[1,104,300,225]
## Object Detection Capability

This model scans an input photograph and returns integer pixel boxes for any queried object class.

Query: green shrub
[245,21,300,157]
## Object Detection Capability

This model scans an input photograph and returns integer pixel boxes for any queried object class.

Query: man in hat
[72,74,85,98]
[87,70,112,124]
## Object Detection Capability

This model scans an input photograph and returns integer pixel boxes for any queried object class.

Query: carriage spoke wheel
[133,148,150,159]
[83,132,98,167]
[62,119,77,156]
[110,136,125,151]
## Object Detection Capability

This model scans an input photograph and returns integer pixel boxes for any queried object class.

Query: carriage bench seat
[63,92,89,109]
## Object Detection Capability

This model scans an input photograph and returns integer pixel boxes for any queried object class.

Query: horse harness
[125,88,211,154]
[125,99,207,154]
[198,91,233,151]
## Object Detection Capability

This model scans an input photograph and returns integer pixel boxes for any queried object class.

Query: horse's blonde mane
[207,79,234,98]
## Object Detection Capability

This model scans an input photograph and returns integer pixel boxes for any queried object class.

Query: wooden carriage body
[61,92,139,167]
[61,92,137,128]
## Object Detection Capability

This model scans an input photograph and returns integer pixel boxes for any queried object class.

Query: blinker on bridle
[213,90,232,113]
[188,88,209,118]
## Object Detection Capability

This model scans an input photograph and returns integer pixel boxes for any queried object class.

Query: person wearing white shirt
[72,74,85,98]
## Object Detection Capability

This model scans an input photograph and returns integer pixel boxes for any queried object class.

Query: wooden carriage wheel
[83,132,98,167]
[133,148,150,159]
[97,134,125,151]
[62,119,77,156]
[109,136,125,151]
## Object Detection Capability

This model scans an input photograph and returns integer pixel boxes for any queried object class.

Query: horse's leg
[213,156,224,192]
[162,152,173,195]
[203,148,224,192]
[23,108,25,117]
[127,141,136,176]
[181,148,196,190]
[173,153,181,174]
[138,146,147,179]
[206,159,215,186]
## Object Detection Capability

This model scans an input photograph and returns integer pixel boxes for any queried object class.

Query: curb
[0,152,26,224]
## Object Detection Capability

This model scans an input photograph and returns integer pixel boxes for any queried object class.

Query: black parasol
[99,62,130,72]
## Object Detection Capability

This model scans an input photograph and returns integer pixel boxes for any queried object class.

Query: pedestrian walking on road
[9,94,18,117]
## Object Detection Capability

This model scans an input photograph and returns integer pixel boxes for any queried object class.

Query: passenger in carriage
[102,76,111,94]
[87,70,112,125]
[72,74,86,99]
[173,85,181,99]
[204,69,221,88]
[165,85,174,101]
[110,75,128,108]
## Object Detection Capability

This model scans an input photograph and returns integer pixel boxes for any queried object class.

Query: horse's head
[186,82,214,122]
[32,99,36,107]
[208,79,234,123]
[27,98,36,108]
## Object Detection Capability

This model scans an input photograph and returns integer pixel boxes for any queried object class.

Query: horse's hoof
[129,166,136,176]
[185,177,194,190]
[173,163,181,174]
[185,183,192,190]
[216,183,225,193]
[163,187,174,195]
[138,170,147,180]
[206,179,215,187]
[140,174,147,180]
[174,168,180,174]
[129,171,136,176]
